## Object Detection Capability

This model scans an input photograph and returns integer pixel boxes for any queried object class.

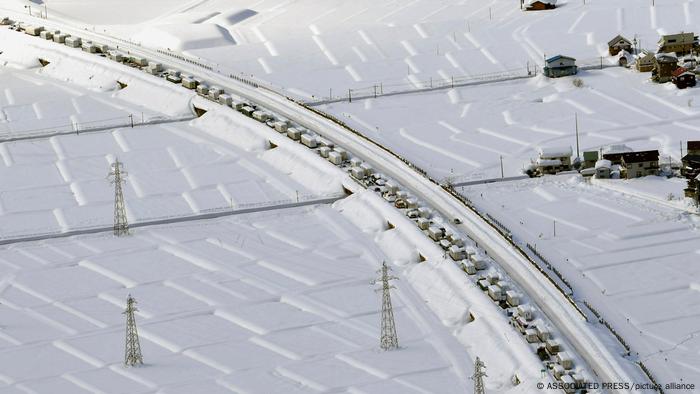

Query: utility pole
[473,356,487,394]
[108,159,129,236]
[575,112,580,160]
[123,294,143,366]
[553,220,556,237]
[371,261,399,351]
[129,114,134,128]
[499,155,504,178]
[348,89,352,103]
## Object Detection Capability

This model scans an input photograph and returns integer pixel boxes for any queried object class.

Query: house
[681,142,700,200]
[687,141,700,156]
[652,53,678,83]
[544,55,577,78]
[0,17,12,25]
[658,32,699,55]
[672,67,697,89]
[681,154,700,199]
[602,144,633,165]
[535,146,572,175]
[608,35,632,56]
[594,159,612,179]
[620,150,659,179]
[582,151,599,169]
[524,0,556,10]
[635,50,655,72]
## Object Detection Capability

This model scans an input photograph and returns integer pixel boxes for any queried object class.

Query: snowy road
[1,11,651,391]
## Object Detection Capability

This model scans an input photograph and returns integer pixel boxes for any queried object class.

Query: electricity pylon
[108,159,129,236]
[123,294,143,366]
[473,356,487,394]
[371,261,399,351]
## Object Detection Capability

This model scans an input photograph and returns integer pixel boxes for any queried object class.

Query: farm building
[635,50,655,72]
[543,55,577,78]
[658,32,699,55]
[672,67,696,89]
[652,53,679,83]
[608,35,632,56]
[688,141,700,156]
[524,0,556,11]
[602,144,633,165]
[620,150,659,179]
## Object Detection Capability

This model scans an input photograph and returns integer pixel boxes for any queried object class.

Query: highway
[1,8,649,392]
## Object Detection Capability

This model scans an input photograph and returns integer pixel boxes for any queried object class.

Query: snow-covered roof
[602,144,633,154]
[538,146,572,158]
[545,55,575,63]
[536,158,562,167]
[527,0,556,4]
[595,159,612,169]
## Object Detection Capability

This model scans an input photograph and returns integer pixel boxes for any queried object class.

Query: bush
[572,78,584,88]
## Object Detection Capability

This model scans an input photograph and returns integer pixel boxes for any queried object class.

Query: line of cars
[7,19,592,391]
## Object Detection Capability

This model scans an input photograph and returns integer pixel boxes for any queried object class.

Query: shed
[182,78,197,89]
[319,146,331,158]
[107,50,123,62]
[544,55,577,78]
[608,35,632,56]
[581,150,598,168]
[350,157,363,167]
[130,56,148,66]
[166,74,182,84]
[524,328,539,343]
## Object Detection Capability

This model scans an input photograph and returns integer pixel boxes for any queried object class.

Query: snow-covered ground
[460,174,700,387]
[323,69,700,181]
[0,204,472,393]
[2,0,700,390]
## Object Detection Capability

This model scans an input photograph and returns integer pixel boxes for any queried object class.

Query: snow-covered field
[324,69,700,181]
[2,0,700,390]
[461,174,700,387]
[0,204,470,393]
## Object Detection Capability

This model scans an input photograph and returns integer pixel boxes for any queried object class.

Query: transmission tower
[108,159,129,236]
[123,294,143,366]
[371,261,399,351]
[473,356,487,394]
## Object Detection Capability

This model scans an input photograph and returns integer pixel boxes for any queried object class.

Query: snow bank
[189,108,269,152]
[260,144,344,196]
[132,24,236,51]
